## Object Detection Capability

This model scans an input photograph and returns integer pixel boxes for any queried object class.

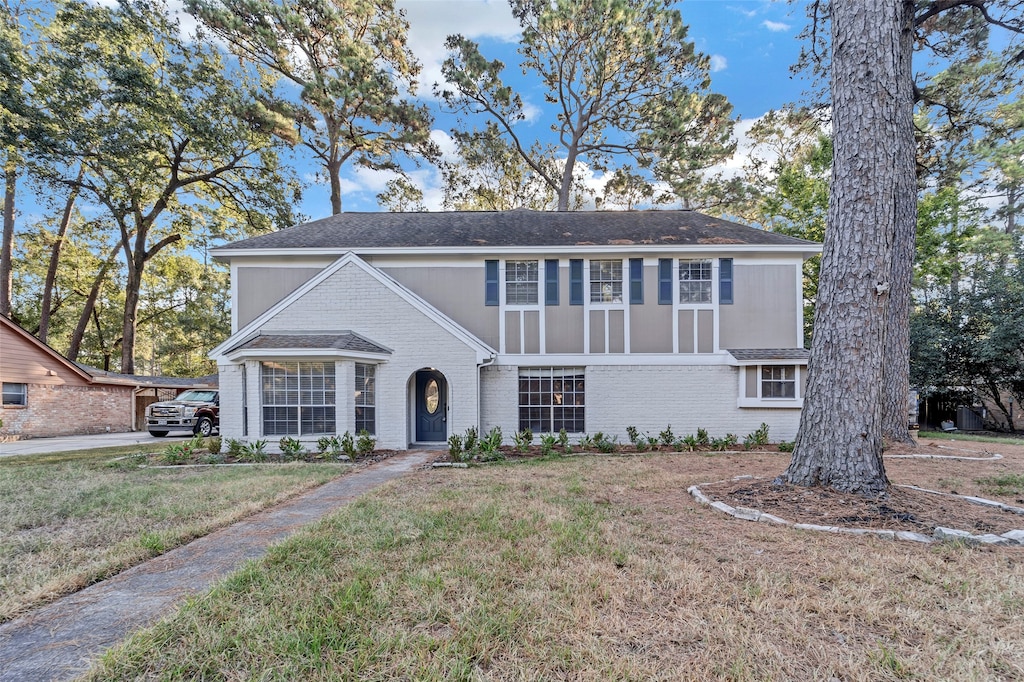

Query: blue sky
[321,0,813,215]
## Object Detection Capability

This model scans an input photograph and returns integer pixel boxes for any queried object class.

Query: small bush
[711,434,738,451]
[557,428,570,451]
[356,430,376,456]
[225,438,245,458]
[626,426,641,446]
[659,425,675,447]
[339,431,356,458]
[206,437,222,454]
[744,423,771,449]
[448,434,465,461]
[278,437,304,460]
[539,433,558,457]
[578,434,594,451]
[677,434,699,452]
[778,440,795,452]
[512,428,534,452]
[162,442,191,465]
[696,428,710,446]
[463,426,479,453]
[593,432,618,453]
[241,439,268,463]
[199,452,226,465]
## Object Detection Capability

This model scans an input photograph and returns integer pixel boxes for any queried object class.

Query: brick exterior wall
[480,364,801,444]
[1,383,134,438]
[220,260,482,451]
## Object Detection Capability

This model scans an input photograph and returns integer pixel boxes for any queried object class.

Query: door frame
[413,369,448,443]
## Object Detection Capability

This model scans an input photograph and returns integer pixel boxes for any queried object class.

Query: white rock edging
[688,477,1024,546]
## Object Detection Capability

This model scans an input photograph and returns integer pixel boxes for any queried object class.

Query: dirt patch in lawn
[688,438,1024,536]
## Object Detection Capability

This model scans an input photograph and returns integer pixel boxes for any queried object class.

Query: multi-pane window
[261,361,336,436]
[505,260,539,305]
[590,260,623,303]
[679,259,712,303]
[518,368,585,433]
[355,363,376,435]
[2,382,27,406]
[761,365,797,399]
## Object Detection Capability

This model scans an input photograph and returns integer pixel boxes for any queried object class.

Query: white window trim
[736,363,805,409]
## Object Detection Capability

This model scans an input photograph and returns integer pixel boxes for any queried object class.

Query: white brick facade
[480,363,801,444]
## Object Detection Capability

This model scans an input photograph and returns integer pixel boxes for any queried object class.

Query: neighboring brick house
[209,210,821,451]
[1,316,217,439]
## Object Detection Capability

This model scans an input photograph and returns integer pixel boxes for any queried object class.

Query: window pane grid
[261,362,336,435]
[590,260,623,303]
[505,260,539,305]
[679,259,712,303]
[355,363,376,435]
[761,365,796,399]
[518,368,585,433]
[2,382,27,406]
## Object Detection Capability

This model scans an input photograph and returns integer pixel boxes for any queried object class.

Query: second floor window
[679,259,712,303]
[590,260,623,303]
[506,260,539,305]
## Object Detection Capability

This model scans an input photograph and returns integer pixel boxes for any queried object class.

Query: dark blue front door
[415,370,447,442]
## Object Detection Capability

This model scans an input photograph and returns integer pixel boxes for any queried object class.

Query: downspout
[478,353,497,434]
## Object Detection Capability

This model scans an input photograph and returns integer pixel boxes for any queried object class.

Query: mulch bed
[698,477,1023,535]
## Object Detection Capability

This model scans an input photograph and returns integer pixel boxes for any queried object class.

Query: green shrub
[512,428,534,452]
[577,434,594,451]
[744,423,770,449]
[356,430,376,456]
[696,428,710,446]
[677,434,699,452]
[626,425,641,445]
[339,431,356,458]
[206,437,222,454]
[162,442,191,465]
[225,438,245,458]
[778,440,795,452]
[593,432,618,453]
[463,426,479,453]
[448,434,465,461]
[539,433,558,457]
[478,426,505,461]
[659,425,675,446]
[557,428,570,451]
[199,452,226,465]
[278,437,305,460]
[241,439,268,463]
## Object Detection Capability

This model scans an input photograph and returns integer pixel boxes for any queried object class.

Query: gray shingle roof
[228,332,391,355]
[218,210,817,251]
[727,348,810,362]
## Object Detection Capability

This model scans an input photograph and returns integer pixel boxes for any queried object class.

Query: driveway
[0,431,190,457]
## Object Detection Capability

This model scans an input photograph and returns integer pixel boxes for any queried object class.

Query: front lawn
[86,449,1024,681]
[0,446,347,622]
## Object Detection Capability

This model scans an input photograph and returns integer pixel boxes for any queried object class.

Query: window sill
[737,398,803,409]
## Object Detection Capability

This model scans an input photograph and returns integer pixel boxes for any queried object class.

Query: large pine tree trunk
[39,173,83,343]
[0,159,15,319]
[784,0,915,495]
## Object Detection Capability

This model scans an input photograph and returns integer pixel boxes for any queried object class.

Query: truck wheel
[194,416,214,437]
[149,430,169,437]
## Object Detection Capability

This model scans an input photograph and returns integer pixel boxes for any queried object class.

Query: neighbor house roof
[212,210,819,254]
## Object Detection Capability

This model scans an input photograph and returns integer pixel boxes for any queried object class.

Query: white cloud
[709,55,728,73]
[762,20,791,32]
[398,0,520,97]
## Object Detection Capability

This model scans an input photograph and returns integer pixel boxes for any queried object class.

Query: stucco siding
[719,264,800,349]
[236,267,323,330]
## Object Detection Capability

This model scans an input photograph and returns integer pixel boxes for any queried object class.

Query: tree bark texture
[0,160,15,319]
[784,0,916,495]
[881,1,919,445]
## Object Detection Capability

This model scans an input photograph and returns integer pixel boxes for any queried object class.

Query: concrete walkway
[0,450,434,681]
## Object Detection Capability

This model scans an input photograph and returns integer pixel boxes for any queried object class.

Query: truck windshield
[176,390,217,402]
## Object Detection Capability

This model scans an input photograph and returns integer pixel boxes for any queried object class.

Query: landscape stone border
[689,474,1024,546]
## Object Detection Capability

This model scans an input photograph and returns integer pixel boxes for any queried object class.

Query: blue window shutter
[658,258,672,305]
[629,258,643,304]
[720,258,734,305]
[569,259,583,305]
[545,259,559,305]
[485,260,499,306]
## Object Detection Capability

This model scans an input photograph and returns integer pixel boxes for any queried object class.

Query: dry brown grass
[87,441,1024,681]
[0,452,346,623]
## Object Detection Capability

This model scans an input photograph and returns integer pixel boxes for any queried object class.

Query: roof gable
[210,253,496,363]
[1,316,95,383]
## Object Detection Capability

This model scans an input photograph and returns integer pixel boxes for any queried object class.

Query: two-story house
[209,210,820,450]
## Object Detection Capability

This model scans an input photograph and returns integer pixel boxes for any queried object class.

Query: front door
[415,370,447,442]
